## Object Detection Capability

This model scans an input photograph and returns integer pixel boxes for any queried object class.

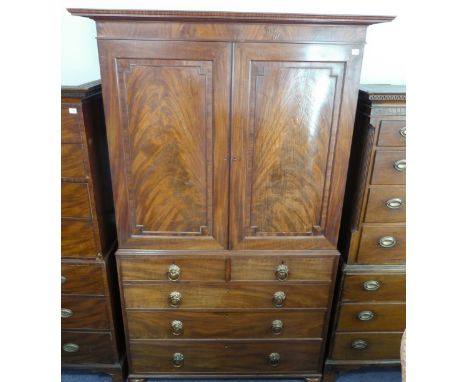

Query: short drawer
[370,150,406,185]
[331,332,403,360]
[61,220,98,258]
[61,261,107,295]
[119,255,226,282]
[61,330,117,364]
[127,310,326,340]
[231,254,336,282]
[336,303,406,332]
[123,283,331,309]
[357,225,406,264]
[61,182,92,219]
[377,120,406,147]
[61,295,110,330]
[342,274,405,302]
[130,340,322,373]
[61,106,82,143]
[365,187,406,223]
[61,143,87,178]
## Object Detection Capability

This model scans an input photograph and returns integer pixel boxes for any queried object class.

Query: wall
[61,0,406,85]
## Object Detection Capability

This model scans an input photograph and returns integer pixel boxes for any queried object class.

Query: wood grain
[61,105,82,143]
[61,261,107,295]
[364,187,406,223]
[377,120,406,147]
[61,182,92,219]
[331,332,403,360]
[61,143,87,178]
[61,295,111,330]
[341,273,406,302]
[61,220,98,258]
[357,225,406,264]
[62,330,118,364]
[370,150,406,185]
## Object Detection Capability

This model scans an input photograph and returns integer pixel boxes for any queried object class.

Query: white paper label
[68,108,77,114]
[352,49,360,56]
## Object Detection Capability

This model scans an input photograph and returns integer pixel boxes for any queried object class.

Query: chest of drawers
[68,10,394,381]
[61,82,125,382]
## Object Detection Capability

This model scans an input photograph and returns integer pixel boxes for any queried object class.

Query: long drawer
[370,150,406,185]
[61,330,118,364]
[130,340,322,373]
[331,332,403,360]
[365,187,406,223]
[61,261,107,295]
[341,273,405,302]
[127,310,326,339]
[61,295,110,330]
[357,225,406,264]
[123,282,331,309]
[377,120,406,147]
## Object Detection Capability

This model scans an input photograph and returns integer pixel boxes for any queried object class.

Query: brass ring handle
[386,198,403,209]
[167,264,181,281]
[393,159,406,172]
[378,236,397,248]
[273,291,286,307]
[62,343,79,353]
[358,310,375,321]
[171,352,184,368]
[275,264,289,281]
[171,320,184,336]
[363,280,381,291]
[61,308,74,318]
[399,126,406,138]
[271,319,283,335]
[351,339,368,350]
[268,352,280,367]
[169,291,182,307]
[61,275,66,284]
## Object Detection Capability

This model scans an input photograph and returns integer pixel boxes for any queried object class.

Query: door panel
[230,43,363,249]
[98,40,231,249]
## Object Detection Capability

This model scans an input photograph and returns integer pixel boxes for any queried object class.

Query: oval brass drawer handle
[61,308,74,318]
[61,275,66,284]
[62,343,79,353]
[363,280,381,291]
[171,320,183,336]
[393,159,406,172]
[386,198,403,209]
[172,352,184,368]
[168,291,182,307]
[275,264,289,281]
[271,319,283,335]
[351,339,368,350]
[273,291,286,307]
[269,352,280,367]
[358,310,375,321]
[378,236,397,248]
[167,264,181,281]
[399,126,406,138]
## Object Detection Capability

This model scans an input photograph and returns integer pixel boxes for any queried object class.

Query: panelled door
[230,43,363,250]
[98,40,231,249]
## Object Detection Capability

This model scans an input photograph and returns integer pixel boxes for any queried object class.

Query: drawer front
[357,226,406,264]
[130,340,321,373]
[61,220,98,258]
[123,283,331,309]
[365,187,406,223]
[119,256,226,282]
[377,120,406,147]
[61,262,107,295]
[61,143,87,178]
[370,150,406,185]
[331,332,403,360]
[61,106,82,143]
[336,303,406,332]
[61,182,92,219]
[61,330,117,364]
[61,296,110,330]
[127,310,326,340]
[231,255,335,282]
[342,274,406,302]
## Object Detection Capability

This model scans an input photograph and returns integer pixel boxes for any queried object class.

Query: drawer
[370,150,406,185]
[365,187,406,223]
[231,254,336,282]
[336,303,406,332]
[357,225,406,264]
[61,220,98,258]
[61,105,82,143]
[123,283,331,309]
[377,120,406,147]
[61,143,87,178]
[127,310,326,339]
[61,182,92,219]
[119,255,226,282]
[61,261,107,295]
[331,332,403,360]
[61,330,117,364]
[130,340,322,373]
[61,295,110,330]
[342,273,405,302]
